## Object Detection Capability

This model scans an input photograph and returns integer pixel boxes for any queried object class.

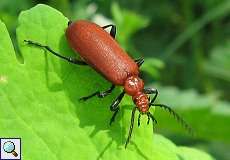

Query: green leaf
[0,4,213,160]
[177,147,214,160]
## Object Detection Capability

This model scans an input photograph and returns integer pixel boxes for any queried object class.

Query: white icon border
[0,138,21,160]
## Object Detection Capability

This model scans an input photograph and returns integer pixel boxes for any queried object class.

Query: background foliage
[0,0,229,159]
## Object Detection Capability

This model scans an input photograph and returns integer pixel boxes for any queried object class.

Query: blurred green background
[1,0,229,159]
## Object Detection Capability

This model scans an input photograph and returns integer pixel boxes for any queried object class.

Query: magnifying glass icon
[3,141,18,157]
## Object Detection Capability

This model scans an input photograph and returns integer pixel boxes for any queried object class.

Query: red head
[124,76,149,113]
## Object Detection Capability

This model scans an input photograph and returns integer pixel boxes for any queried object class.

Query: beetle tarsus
[24,39,88,65]
[79,84,115,101]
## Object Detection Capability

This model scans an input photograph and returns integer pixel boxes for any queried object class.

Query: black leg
[109,107,119,125]
[79,84,115,101]
[147,114,150,125]
[147,112,157,133]
[147,112,157,124]
[109,91,125,125]
[110,91,125,111]
[143,88,157,94]
[143,88,158,104]
[24,40,87,65]
[150,103,193,135]
[125,107,137,148]
[135,58,144,67]
[137,113,141,127]
[102,24,116,38]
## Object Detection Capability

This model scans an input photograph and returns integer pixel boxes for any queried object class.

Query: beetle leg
[147,112,157,134]
[147,112,157,125]
[147,113,150,125]
[110,91,125,111]
[135,58,144,67]
[109,107,119,125]
[102,24,116,38]
[125,107,137,148]
[79,84,115,101]
[143,88,158,104]
[24,40,88,65]
[109,91,125,125]
[137,113,141,127]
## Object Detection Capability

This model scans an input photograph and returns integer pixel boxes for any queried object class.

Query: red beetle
[25,20,192,148]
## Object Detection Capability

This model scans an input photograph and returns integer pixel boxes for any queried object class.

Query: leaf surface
[0,4,214,160]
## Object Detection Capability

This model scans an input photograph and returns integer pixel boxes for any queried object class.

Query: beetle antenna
[150,103,194,135]
[125,107,137,148]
